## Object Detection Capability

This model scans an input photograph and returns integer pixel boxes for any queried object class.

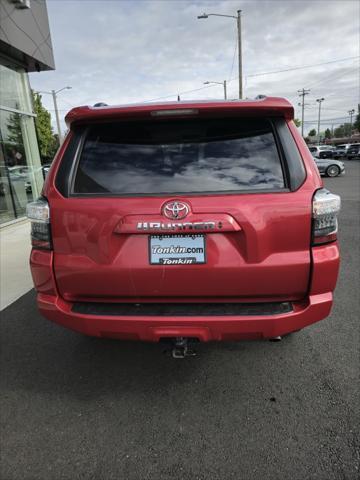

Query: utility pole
[348,109,355,137]
[197,9,243,99]
[316,98,325,143]
[51,90,62,143]
[37,86,72,144]
[237,10,243,99]
[298,88,310,137]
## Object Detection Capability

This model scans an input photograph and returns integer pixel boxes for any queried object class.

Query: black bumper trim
[72,302,293,317]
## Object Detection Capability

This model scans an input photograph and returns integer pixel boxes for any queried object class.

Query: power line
[143,56,359,104]
[303,116,350,123]
[305,65,358,89]
[228,31,238,81]
[143,84,216,103]
[56,96,76,108]
[41,55,359,110]
[305,106,353,112]
[42,60,359,113]
[244,56,359,79]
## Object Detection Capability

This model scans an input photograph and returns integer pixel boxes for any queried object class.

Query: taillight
[312,189,341,245]
[26,198,52,250]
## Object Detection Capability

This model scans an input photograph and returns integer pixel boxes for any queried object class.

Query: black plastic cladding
[72,301,293,316]
[54,117,306,198]
[272,117,306,190]
[55,129,83,196]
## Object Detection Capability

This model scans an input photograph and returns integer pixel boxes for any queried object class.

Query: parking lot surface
[1,160,359,480]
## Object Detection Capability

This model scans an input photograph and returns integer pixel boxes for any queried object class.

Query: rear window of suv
[73,117,286,195]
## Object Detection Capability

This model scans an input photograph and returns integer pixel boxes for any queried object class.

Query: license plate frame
[149,234,206,265]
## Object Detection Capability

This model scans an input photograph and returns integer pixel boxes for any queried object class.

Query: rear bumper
[36,291,333,341]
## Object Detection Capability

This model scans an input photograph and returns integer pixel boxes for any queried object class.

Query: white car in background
[308,145,335,159]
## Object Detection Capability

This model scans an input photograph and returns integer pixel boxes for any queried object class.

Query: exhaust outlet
[269,336,282,342]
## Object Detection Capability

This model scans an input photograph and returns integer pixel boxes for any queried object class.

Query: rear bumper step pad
[38,292,333,340]
[72,302,293,317]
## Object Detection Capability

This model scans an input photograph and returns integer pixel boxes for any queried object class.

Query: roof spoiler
[65,97,294,127]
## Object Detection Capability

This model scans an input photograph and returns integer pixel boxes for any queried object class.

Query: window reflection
[75,118,285,194]
[0,110,43,222]
[0,65,44,224]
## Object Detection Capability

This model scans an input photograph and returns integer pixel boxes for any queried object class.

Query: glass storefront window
[0,64,33,113]
[0,143,16,223]
[0,62,45,225]
[0,106,44,224]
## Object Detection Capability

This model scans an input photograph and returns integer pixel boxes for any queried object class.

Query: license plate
[149,234,206,265]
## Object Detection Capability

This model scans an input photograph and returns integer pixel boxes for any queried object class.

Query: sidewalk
[0,220,33,311]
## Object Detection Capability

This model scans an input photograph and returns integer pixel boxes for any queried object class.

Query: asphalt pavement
[1,160,359,480]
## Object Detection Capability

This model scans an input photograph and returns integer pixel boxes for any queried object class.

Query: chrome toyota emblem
[163,201,190,220]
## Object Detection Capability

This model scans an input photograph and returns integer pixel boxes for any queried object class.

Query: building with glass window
[0,0,54,225]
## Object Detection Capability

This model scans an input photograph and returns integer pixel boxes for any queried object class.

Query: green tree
[308,128,316,137]
[32,91,59,163]
[6,111,23,147]
[324,128,332,139]
[294,118,301,127]
[4,109,25,164]
[334,124,351,137]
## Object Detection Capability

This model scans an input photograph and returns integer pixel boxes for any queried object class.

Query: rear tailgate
[49,104,312,303]
[51,193,311,302]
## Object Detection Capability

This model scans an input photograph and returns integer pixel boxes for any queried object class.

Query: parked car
[8,165,30,180]
[308,145,334,159]
[25,164,52,193]
[332,144,358,159]
[0,165,29,194]
[313,157,345,177]
[1,165,33,196]
[26,97,341,356]
[346,144,360,160]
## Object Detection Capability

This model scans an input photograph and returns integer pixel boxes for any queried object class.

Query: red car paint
[29,98,340,341]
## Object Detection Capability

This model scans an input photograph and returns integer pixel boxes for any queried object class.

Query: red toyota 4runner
[27,98,340,352]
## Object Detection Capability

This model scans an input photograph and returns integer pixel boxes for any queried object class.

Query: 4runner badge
[136,221,216,231]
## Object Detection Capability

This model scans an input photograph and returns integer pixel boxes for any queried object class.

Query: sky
[29,0,360,136]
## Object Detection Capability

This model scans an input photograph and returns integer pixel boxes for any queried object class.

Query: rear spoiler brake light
[150,109,199,117]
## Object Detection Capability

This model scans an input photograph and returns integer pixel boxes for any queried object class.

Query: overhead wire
[143,56,359,102]
[228,31,238,81]
[305,66,359,89]
[245,56,359,79]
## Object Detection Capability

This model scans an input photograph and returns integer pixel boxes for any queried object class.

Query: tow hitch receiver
[171,337,197,359]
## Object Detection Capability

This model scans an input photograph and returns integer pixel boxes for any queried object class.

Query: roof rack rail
[93,102,108,107]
